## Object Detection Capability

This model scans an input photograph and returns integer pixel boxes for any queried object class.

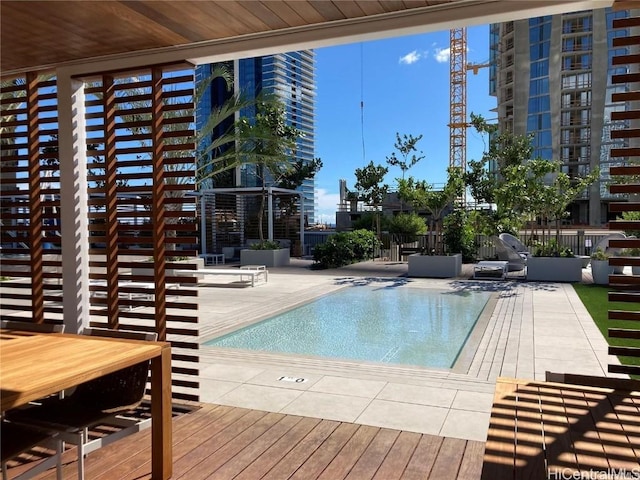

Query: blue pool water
[206,287,491,368]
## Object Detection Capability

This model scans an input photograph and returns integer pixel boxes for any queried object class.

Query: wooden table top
[0,329,168,411]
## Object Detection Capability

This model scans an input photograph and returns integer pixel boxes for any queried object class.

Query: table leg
[151,344,172,479]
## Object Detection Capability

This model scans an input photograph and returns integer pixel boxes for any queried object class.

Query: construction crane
[449,28,467,173]
[449,27,491,205]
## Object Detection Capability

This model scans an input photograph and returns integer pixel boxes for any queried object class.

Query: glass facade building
[195,51,317,224]
[490,8,633,225]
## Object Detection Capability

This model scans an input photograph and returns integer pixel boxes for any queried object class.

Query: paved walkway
[195,259,622,442]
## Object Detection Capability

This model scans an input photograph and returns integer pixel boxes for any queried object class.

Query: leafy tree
[620,211,640,237]
[386,133,425,181]
[467,113,599,251]
[525,158,599,252]
[386,133,425,213]
[277,157,323,235]
[387,212,427,243]
[443,208,476,262]
[354,161,389,238]
[397,166,464,254]
[466,113,535,235]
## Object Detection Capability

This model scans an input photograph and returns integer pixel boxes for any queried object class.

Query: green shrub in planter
[313,229,381,269]
[532,239,574,258]
[249,240,281,250]
[443,209,476,262]
[590,247,609,261]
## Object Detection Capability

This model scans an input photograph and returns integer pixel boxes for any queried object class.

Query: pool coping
[204,284,497,374]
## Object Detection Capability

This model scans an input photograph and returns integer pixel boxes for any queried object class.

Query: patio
[4,259,636,479]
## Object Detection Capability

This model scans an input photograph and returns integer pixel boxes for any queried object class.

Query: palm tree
[235,98,303,242]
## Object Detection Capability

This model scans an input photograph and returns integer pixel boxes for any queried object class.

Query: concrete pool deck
[196,259,623,442]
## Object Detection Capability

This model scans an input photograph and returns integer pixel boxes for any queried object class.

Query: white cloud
[314,188,340,225]
[434,47,450,63]
[399,50,421,65]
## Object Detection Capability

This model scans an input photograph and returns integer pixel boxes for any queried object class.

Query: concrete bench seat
[177,268,268,287]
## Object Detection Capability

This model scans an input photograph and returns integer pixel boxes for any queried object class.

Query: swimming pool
[206,286,492,369]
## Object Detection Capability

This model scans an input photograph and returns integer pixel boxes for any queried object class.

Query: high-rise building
[195,51,317,224]
[490,8,635,226]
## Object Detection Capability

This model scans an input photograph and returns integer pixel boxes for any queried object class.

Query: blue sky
[313,25,495,224]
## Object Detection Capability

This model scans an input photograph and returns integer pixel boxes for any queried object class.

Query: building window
[562,16,592,34]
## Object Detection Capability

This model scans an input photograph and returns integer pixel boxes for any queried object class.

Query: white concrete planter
[526,256,583,282]
[576,255,591,269]
[240,248,290,267]
[632,266,640,276]
[408,253,462,278]
[591,259,613,285]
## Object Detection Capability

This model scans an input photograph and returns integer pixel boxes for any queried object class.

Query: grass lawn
[573,283,639,376]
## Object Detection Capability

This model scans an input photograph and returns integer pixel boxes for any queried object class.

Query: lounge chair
[498,233,530,257]
[491,236,527,272]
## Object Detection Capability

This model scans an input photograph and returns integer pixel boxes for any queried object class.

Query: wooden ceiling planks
[331,1,367,18]
[353,1,389,16]
[285,1,328,23]
[119,1,219,42]
[309,0,357,21]
[211,1,275,33]
[261,1,309,26]
[1,0,469,74]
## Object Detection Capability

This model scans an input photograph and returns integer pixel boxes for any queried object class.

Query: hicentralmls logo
[547,468,640,480]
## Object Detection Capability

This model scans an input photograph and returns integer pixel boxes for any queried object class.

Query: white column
[299,193,305,254]
[57,70,90,334]
[200,194,207,254]
[267,187,274,241]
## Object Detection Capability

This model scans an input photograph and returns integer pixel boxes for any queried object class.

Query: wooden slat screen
[0,76,63,326]
[606,11,640,378]
[0,65,200,401]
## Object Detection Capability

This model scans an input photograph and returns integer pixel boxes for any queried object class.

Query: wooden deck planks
[585,390,639,471]
[234,416,323,480]
[481,379,518,479]
[205,414,304,479]
[538,385,578,474]
[482,378,640,480]
[458,440,487,479]
[261,419,341,479]
[372,431,423,480]
[613,394,640,461]
[513,383,546,479]
[401,434,444,479]
[429,437,468,480]
[23,404,486,480]
[176,411,286,480]
[343,428,400,479]
[317,424,380,480]
[96,405,233,480]
[562,387,610,472]
[289,422,361,479]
